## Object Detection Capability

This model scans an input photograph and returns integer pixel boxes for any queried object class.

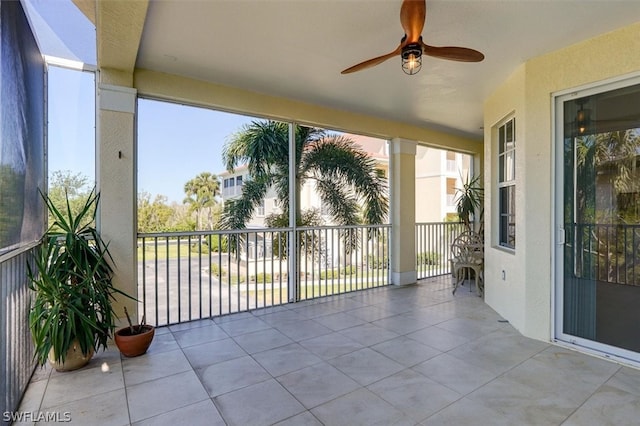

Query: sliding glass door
[555,79,640,361]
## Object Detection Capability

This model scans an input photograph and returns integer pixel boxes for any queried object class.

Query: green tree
[221,121,388,229]
[48,170,92,231]
[137,192,176,233]
[183,172,220,230]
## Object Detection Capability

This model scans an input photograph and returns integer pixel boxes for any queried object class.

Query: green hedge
[417,251,440,266]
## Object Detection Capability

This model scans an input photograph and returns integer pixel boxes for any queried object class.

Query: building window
[446,151,457,172]
[498,117,516,248]
[236,175,243,186]
[446,178,456,207]
[257,200,265,217]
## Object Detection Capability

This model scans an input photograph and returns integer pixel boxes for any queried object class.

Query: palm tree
[220,121,388,229]
[183,172,220,230]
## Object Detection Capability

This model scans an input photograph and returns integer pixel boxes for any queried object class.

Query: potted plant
[114,307,154,357]
[455,173,484,233]
[28,190,128,371]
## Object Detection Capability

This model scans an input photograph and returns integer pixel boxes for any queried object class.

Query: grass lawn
[138,242,191,260]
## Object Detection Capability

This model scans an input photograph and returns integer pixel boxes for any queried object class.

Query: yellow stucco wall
[134,69,482,154]
[484,21,640,341]
[484,64,527,333]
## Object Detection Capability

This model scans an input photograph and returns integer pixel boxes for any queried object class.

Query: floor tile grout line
[558,363,623,425]
[31,277,635,426]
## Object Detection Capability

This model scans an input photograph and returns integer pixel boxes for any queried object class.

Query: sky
[48,70,257,203]
[137,100,256,203]
[27,0,258,204]
[47,66,96,184]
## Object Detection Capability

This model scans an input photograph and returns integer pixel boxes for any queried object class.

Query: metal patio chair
[451,231,484,297]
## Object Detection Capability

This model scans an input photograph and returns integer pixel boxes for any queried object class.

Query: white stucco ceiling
[136,0,640,139]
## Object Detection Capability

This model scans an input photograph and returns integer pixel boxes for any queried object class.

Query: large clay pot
[114,325,155,357]
[48,340,94,372]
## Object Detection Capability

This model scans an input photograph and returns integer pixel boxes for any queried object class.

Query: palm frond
[302,135,389,224]
[223,120,289,178]
[314,179,359,226]
[454,173,484,231]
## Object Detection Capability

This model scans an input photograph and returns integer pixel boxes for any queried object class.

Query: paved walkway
[17,277,640,425]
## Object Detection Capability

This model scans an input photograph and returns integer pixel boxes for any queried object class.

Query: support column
[97,82,137,324]
[390,138,417,286]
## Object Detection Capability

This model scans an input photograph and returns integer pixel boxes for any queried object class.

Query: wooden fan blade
[422,44,485,62]
[341,47,402,74]
[400,0,426,44]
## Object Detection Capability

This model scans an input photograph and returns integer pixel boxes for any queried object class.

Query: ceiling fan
[341,0,484,75]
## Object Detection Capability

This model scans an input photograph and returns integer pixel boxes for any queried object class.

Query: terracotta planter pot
[114,325,155,357]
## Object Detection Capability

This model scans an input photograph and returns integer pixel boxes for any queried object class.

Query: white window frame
[497,116,516,249]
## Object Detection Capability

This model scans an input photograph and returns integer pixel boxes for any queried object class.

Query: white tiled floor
[16,277,640,425]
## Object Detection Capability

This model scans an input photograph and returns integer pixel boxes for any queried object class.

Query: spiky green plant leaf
[28,189,134,366]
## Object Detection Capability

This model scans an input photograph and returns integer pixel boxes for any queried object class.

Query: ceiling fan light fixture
[401,43,422,75]
[576,107,591,134]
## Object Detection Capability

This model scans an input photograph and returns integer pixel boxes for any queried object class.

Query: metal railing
[296,225,390,301]
[415,222,466,280]
[566,223,640,286]
[0,243,38,425]
[138,224,391,326]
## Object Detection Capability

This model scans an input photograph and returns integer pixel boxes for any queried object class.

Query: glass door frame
[553,72,640,365]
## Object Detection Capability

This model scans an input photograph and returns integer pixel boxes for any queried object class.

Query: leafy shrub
[209,235,229,252]
[320,269,338,280]
[367,255,389,270]
[209,263,221,276]
[417,251,440,266]
[341,265,356,275]
[250,273,273,283]
[191,240,209,253]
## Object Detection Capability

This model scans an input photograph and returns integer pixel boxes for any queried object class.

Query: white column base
[391,270,417,286]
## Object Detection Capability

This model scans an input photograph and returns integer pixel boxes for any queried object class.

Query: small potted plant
[114,307,154,357]
[28,190,129,371]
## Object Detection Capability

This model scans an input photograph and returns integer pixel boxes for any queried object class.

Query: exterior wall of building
[484,65,527,334]
[415,147,471,223]
[484,22,640,341]
[219,167,279,228]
